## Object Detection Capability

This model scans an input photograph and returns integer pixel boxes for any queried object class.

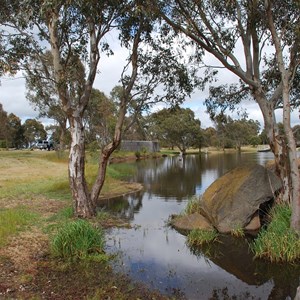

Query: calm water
[100,152,300,300]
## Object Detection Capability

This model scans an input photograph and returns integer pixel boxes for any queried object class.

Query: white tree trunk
[69,115,95,217]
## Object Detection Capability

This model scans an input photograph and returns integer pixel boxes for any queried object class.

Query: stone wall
[120,140,160,152]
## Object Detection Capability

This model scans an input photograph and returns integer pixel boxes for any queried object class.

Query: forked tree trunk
[90,100,127,203]
[69,115,95,218]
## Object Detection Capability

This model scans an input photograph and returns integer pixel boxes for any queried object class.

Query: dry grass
[0,150,145,299]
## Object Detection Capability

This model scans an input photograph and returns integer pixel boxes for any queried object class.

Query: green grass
[107,163,136,180]
[187,229,218,247]
[50,219,107,262]
[0,208,39,246]
[184,197,201,215]
[250,203,300,263]
[47,206,74,223]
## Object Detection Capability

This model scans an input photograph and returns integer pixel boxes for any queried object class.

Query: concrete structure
[121,140,160,153]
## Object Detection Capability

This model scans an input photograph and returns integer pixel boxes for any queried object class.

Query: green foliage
[187,229,218,247]
[50,220,106,261]
[47,206,74,223]
[0,208,38,246]
[185,197,201,215]
[251,204,300,263]
[135,151,141,159]
[149,107,201,152]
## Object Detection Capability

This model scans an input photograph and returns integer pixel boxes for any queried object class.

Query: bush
[50,220,106,261]
[250,203,300,263]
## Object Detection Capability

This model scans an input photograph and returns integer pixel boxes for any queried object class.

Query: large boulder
[171,213,213,232]
[199,164,282,233]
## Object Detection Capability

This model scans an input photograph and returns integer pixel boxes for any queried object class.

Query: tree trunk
[282,87,300,233]
[58,118,67,150]
[256,94,291,202]
[68,115,95,218]
[90,98,127,203]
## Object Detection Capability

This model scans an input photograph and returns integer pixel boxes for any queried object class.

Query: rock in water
[199,164,282,233]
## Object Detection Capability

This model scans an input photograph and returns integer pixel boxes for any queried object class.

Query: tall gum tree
[150,0,300,232]
[43,1,120,217]
[3,0,199,218]
[265,0,300,231]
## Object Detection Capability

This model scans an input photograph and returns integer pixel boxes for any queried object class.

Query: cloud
[0,34,298,130]
[0,75,37,121]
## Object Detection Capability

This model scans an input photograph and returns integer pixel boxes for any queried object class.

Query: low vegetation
[184,196,201,215]
[0,207,38,246]
[0,150,162,299]
[50,219,106,262]
[187,229,218,247]
[251,203,300,263]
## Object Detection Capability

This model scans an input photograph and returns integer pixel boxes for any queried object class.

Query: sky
[0,32,298,131]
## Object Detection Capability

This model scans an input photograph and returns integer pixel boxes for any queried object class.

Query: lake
[100,151,300,300]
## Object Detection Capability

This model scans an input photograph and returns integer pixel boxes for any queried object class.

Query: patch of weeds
[184,196,201,215]
[187,229,218,247]
[0,207,39,247]
[250,203,300,263]
[50,219,107,262]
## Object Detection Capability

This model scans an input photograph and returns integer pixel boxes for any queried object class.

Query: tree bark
[68,115,95,217]
[90,99,127,203]
[265,0,300,232]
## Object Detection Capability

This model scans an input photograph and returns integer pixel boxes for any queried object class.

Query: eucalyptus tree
[84,88,116,146]
[3,0,199,218]
[2,0,125,217]
[151,0,300,231]
[149,107,201,154]
[7,113,24,148]
[90,7,200,204]
[22,118,47,147]
[25,50,80,150]
[0,104,9,147]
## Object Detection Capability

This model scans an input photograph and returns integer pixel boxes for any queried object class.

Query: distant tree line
[2,100,299,153]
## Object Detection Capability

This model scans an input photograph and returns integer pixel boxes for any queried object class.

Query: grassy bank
[0,149,170,299]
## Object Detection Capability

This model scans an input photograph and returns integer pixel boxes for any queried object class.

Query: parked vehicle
[36,140,54,150]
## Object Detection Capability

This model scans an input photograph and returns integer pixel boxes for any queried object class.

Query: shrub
[250,203,300,263]
[135,151,141,159]
[50,220,106,261]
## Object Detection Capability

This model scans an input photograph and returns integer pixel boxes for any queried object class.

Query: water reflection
[102,152,300,299]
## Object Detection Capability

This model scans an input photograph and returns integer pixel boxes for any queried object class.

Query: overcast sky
[0,33,298,131]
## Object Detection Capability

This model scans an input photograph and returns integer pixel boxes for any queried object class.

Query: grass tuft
[230,224,245,238]
[250,203,300,263]
[0,208,38,246]
[184,197,201,215]
[50,219,106,261]
[187,229,218,247]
